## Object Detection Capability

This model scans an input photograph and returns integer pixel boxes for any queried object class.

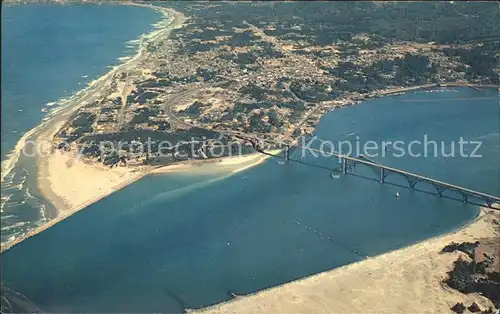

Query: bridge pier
[459,191,469,204]
[406,177,419,190]
[284,145,290,163]
[483,198,494,208]
[342,158,347,174]
[380,168,387,183]
[435,185,446,197]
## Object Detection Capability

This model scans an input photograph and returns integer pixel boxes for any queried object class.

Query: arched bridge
[231,134,500,209]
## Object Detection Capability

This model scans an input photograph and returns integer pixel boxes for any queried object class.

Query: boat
[396,191,400,198]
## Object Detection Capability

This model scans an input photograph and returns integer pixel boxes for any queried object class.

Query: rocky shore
[443,237,500,313]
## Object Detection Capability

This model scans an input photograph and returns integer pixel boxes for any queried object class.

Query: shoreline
[0,146,280,253]
[1,83,497,255]
[151,149,282,175]
[1,3,499,312]
[0,1,185,184]
[1,5,498,261]
[0,2,186,253]
[359,82,498,99]
[196,205,499,314]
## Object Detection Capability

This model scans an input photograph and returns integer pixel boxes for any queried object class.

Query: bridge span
[232,135,499,209]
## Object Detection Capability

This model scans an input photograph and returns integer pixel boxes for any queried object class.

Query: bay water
[2,87,498,312]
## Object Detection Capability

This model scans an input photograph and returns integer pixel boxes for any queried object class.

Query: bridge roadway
[310,147,499,207]
[171,130,498,208]
[230,135,499,209]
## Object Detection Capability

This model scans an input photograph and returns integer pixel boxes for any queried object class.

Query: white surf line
[0,194,13,213]
[0,3,174,185]
[0,4,185,253]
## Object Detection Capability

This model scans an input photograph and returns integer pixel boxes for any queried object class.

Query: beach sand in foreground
[196,207,499,314]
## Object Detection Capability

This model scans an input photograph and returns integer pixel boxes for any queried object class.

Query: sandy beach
[0,3,186,253]
[39,152,148,213]
[40,148,281,214]
[30,1,191,215]
[0,0,278,253]
[196,206,499,314]
[2,1,498,311]
[2,3,500,314]
[32,2,190,215]
[0,142,280,253]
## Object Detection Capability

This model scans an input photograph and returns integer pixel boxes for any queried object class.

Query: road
[162,88,200,130]
[162,80,233,130]
[116,80,134,131]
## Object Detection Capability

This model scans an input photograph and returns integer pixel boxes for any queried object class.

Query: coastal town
[48,1,499,167]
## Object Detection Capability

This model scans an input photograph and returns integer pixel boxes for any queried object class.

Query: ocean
[1,3,161,159]
[2,86,499,312]
[1,3,162,243]
[1,2,499,313]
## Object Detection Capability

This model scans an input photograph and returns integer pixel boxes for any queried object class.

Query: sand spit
[1,147,279,253]
[39,151,149,213]
[41,148,281,215]
[152,149,282,175]
[196,206,499,314]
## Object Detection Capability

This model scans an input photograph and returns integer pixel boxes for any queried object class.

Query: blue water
[1,3,161,160]
[0,3,162,243]
[2,87,498,312]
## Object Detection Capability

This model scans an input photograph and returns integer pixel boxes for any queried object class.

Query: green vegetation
[166,1,499,44]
